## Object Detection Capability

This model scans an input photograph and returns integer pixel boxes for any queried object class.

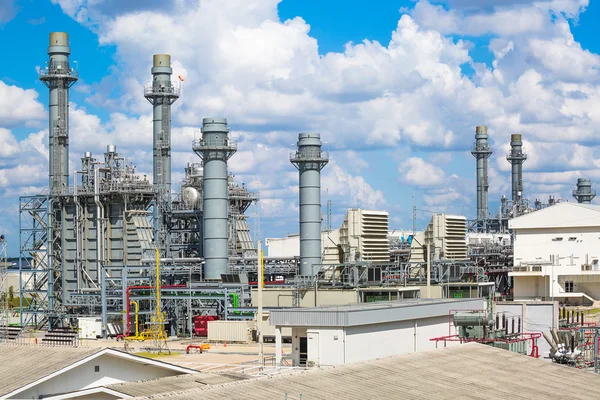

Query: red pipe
[248,280,285,285]
[117,284,186,340]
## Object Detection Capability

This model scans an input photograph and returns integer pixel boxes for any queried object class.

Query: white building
[270,298,484,367]
[509,202,600,306]
[0,345,195,399]
[410,214,467,262]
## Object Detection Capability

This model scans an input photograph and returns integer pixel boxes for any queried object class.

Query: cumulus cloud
[0,81,45,128]
[3,0,600,249]
[399,157,447,188]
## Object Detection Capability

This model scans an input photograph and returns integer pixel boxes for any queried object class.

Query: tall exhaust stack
[471,126,492,222]
[573,178,596,203]
[144,54,180,253]
[290,133,329,276]
[193,118,236,280]
[39,32,78,194]
[506,134,527,205]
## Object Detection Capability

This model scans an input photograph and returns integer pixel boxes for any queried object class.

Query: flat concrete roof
[270,298,484,327]
[131,343,600,400]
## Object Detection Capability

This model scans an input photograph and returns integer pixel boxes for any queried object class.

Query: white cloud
[0,81,45,127]
[2,0,600,246]
[399,157,447,188]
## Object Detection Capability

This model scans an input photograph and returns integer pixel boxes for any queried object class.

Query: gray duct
[573,178,596,203]
[39,32,78,194]
[471,126,492,221]
[144,54,180,254]
[290,133,329,276]
[193,118,237,280]
[506,134,527,204]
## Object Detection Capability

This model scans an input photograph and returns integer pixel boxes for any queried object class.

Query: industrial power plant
[0,31,599,399]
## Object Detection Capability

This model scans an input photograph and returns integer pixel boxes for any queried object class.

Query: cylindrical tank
[453,312,492,327]
[290,133,329,276]
[195,118,235,279]
[573,178,596,203]
[107,144,116,153]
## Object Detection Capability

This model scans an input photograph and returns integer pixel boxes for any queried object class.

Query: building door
[308,332,320,367]
[299,337,308,366]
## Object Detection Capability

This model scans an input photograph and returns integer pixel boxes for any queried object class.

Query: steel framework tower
[37,33,78,325]
[573,178,596,203]
[144,54,180,255]
[193,118,237,280]
[471,126,492,223]
[290,133,329,276]
[506,134,527,205]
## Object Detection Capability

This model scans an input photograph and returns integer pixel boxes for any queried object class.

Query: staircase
[41,327,78,346]
[0,325,23,341]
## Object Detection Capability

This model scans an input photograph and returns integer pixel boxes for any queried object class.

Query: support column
[275,326,282,368]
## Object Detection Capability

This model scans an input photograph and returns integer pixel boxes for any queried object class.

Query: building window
[94,366,100,372]
[565,281,574,293]
[552,237,563,242]
[568,237,577,241]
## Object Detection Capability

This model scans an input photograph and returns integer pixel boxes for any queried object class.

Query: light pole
[189,266,192,344]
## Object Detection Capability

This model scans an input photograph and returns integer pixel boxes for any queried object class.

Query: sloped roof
[0,344,195,398]
[0,344,99,396]
[132,343,600,400]
[509,202,600,230]
[105,371,250,397]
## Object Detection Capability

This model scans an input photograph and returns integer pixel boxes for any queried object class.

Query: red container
[194,315,219,336]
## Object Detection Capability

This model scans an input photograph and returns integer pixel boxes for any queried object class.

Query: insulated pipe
[193,118,236,279]
[145,54,179,196]
[40,32,78,194]
[506,134,527,205]
[471,126,492,222]
[145,54,180,255]
[290,133,329,276]
[573,178,596,203]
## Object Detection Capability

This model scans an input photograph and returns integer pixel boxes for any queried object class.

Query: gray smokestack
[290,133,329,276]
[144,55,180,253]
[193,118,237,279]
[506,134,527,204]
[471,126,492,221]
[573,178,596,203]
[39,32,78,194]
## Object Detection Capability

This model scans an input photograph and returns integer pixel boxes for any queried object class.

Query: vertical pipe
[506,134,527,206]
[145,55,180,255]
[258,240,264,367]
[290,134,329,276]
[471,126,492,225]
[512,317,515,335]
[496,314,500,330]
[193,118,236,279]
[40,32,78,194]
[517,316,521,333]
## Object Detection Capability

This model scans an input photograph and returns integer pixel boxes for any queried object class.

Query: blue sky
[1,0,599,255]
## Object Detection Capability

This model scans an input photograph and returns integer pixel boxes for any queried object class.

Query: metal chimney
[573,178,596,203]
[144,54,180,253]
[471,126,492,222]
[193,118,237,280]
[290,133,329,276]
[39,32,78,194]
[506,134,527,205]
